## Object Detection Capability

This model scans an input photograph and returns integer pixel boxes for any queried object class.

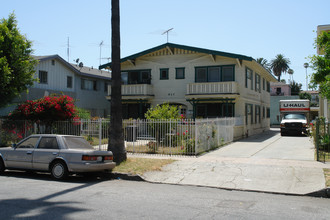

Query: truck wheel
[50,161,68,180]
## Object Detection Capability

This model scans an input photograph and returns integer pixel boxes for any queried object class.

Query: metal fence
[0,117,240,156]
[314,118,330,162]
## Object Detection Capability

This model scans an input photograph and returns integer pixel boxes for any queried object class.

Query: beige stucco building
[100,43,277,137]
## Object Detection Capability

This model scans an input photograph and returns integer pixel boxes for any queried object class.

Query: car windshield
[284,114,306,120]
[63,136,94,150]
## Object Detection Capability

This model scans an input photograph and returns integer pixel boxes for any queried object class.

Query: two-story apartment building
[100,43,277,136]
[0,55,111,117]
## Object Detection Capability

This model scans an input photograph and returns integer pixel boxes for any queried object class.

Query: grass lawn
[113,158,176,176]
[324,168,330,187]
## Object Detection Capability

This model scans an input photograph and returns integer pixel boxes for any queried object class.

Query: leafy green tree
[145,103,180,120]
[270,54,291,82]
[299,92,312,101]
[108,0,126,164]
[0,13,38,108]
[309,31,330,99]
[290,81,302,96]
[76,107,91,120]
[145,103,180,144]
[287,68,294,82]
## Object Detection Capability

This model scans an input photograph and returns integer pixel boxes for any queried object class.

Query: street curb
[112,172,330,198]
[110,172,145,181]
[305,188,330,198]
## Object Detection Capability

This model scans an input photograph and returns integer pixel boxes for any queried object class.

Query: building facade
[100,43,277,137]
[0,55,111,118]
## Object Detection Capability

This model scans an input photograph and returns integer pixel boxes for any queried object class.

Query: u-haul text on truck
[279,99,310,136]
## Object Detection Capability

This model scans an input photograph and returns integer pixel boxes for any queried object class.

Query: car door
[5,136,40,169]
[32,137,60,170]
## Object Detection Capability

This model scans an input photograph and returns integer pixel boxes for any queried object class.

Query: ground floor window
[245,104,253,125]
[255,105,260,124]
[195,103,234,118]
[122,103,150,119]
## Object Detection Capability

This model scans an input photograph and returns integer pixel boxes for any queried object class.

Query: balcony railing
[186,82,238,95]
[108,84,153,96]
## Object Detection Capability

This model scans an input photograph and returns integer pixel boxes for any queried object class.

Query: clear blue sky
[2,0,329,90]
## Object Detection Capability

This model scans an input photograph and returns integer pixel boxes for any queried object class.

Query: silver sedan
[0,134,116,180]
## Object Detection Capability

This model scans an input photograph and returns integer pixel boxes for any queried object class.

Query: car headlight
[280,123,285,128]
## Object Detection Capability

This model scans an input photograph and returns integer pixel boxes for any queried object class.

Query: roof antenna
[162,28,173,43]
[99,40,104,66]
[67,37,70,62]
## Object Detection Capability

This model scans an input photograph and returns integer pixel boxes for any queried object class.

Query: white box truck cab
[279,99,310,136]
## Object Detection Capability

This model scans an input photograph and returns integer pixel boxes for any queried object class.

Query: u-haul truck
[279,99,310,136]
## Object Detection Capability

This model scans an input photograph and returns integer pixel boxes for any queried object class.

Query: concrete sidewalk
[134,129,330,196]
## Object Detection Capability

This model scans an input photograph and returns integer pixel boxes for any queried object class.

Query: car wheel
[0,159,5,174]
[51,161,68,180]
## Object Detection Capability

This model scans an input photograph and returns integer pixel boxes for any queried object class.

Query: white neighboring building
[0,55,111,117]
[100,43,277,137]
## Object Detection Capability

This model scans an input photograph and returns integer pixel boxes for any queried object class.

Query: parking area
[210,128,315,161]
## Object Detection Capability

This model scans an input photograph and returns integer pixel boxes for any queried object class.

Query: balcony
[186,82,239,96]
[107,84,153,100]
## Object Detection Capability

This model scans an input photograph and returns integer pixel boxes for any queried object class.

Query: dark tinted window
[17,137,39,149]
[63,136,94,150]
[208,67,220,82]
[38,137,59,149]
[222,66,234,82]
[196,68,207,82]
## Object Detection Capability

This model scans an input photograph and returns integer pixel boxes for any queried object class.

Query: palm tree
[287,68,294,83]
[256,57,271,72]
[270,54,291,82]
[108,0,127,163]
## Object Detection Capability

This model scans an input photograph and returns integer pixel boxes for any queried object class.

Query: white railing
[108,84,153,96]
[187,82,238,95]
[0,117,240,156]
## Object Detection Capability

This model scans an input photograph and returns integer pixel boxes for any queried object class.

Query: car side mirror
[12,143,16,148]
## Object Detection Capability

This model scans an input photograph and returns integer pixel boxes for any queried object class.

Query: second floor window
[81,79,97,91]
[176,68,185,79]
[39,71,48,84]
[195,65,234,83]
[160,68,169,80]
[121,70,151,84]
[266,81,270,92]
[255,73,261,92]
[67,76,72,88]
[245,68,253,90]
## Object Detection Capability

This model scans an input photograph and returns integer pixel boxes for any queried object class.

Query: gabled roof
[34,55,111,80]
[99,42,254,70]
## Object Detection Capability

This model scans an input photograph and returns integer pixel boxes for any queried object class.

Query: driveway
[142,128,330,195]
[211,128,315,161]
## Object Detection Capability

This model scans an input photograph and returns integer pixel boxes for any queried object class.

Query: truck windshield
[284,114,306,120]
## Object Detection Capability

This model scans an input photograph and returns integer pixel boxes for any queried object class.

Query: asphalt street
[0,174,329,220]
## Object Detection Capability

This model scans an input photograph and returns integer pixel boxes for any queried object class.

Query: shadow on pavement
[1,170,116,183]
[235,129,280,143]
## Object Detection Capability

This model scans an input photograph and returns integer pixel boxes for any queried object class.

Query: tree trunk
[277,74,281,82]
[108,0,127,164]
